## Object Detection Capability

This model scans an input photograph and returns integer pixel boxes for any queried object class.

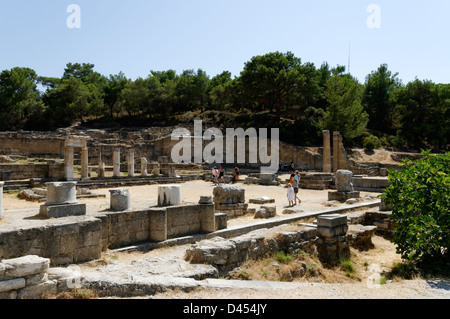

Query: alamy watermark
[367,4,381,29]
[66,4,81,29]
[171,120,279,174]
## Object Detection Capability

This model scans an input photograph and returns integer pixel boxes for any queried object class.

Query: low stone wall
[185,226,319,274]
[0,217,103,265]
[0,204,216,264]
[0,255,57,299]
[0,163,64,181]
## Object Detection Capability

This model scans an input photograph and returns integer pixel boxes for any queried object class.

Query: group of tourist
[211,166,239,185]
[287,170,302,207]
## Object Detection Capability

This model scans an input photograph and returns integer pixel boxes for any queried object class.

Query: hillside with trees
[0,51,448,151]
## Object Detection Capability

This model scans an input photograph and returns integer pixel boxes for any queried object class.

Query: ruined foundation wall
[0,204,216,264]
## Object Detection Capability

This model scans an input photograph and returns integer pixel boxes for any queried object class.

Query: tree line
[0,51,448,150]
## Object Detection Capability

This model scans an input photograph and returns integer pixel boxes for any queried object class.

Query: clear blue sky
[1,0,449,84]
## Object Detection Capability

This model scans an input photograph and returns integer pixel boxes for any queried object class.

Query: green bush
[382,150,450,275]
[363,134,382,151]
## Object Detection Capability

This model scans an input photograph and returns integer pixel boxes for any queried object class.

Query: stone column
[127,149,135,177]
[158,185,182,206]
[64,147,74,180]
[81,147,89,179]
[109,188,131,211]
[323,130,332,173]
[98,162,105,178]
[333,131,340,172]
[113,148,121,178]
[39,182,86,219]
[98,150,105,178]
[141,157,148,177]
[0,181,4,219]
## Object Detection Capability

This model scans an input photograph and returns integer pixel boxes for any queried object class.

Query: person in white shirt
[287,182,295,207]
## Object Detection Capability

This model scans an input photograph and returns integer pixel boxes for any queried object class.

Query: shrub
[382,150,450,275]
[363,134,382,151]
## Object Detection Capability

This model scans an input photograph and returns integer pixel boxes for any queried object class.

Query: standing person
[287,182,295,207]
[213,167,219,185]
[290,161,295,172]
[219,166,225,184]
[233,166,239,183]
[294,170,301,205]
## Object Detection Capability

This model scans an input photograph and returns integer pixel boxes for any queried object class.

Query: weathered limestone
[140,157,148,177]
[64,136,91,180]
[249,197,275,204]
[98,151,105,178]
[158,185,182,207]
[109,189,131,211]
[332,131,350,172]
[213,185,248,219]
[0,181,3,219]
[322,130,332,173]
[0,255,56,299]
[113,149,121,178]
[328,170,360,202]
[127,149,135,177]
[254,205,276,219]
[39,182,86,219]
[316,214,350,266]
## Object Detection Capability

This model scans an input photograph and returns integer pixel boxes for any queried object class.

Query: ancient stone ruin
[38,182,86,219]
[213,184,248,219]
[328,170,361,202]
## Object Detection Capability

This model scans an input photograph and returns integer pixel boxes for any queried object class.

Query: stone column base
[328,191,360,202]
[39,203,86,219]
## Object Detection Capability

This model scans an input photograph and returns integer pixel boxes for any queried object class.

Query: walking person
[219,166,225,184]
[294,170,301,205]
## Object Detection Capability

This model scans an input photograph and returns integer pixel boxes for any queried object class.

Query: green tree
[43,77,94,128]
[0,67,45,130]
[240,51,318,120]
[363,64,402,134]
[390,79,448,149]
[320,70,369,142]
[120,77,151,117]
[175,69,210,113]
[104,72,129,118]
[382,151,450,275]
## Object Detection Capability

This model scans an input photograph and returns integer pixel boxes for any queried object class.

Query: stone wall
[0,204,216,264]
[185,226,318,274]
[0,217,103,265]
[0,135,64,156]
[0,255,57,299]
[0,163,64,181]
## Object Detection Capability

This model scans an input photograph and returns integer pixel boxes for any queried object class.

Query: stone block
[45,182,78,205]
[3,255,50,278]
[199,196,213,205]
[328,191,360,202]
[317,214,348,228]
[39,203,86,219]
[0,278,26,293]
[109,188,131,211]
[158,185,182,207]
[335,170,354,192]
[318,225,349,238]
[249,197,275,204]
[213,185,245,204]
[215,213,227,230]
